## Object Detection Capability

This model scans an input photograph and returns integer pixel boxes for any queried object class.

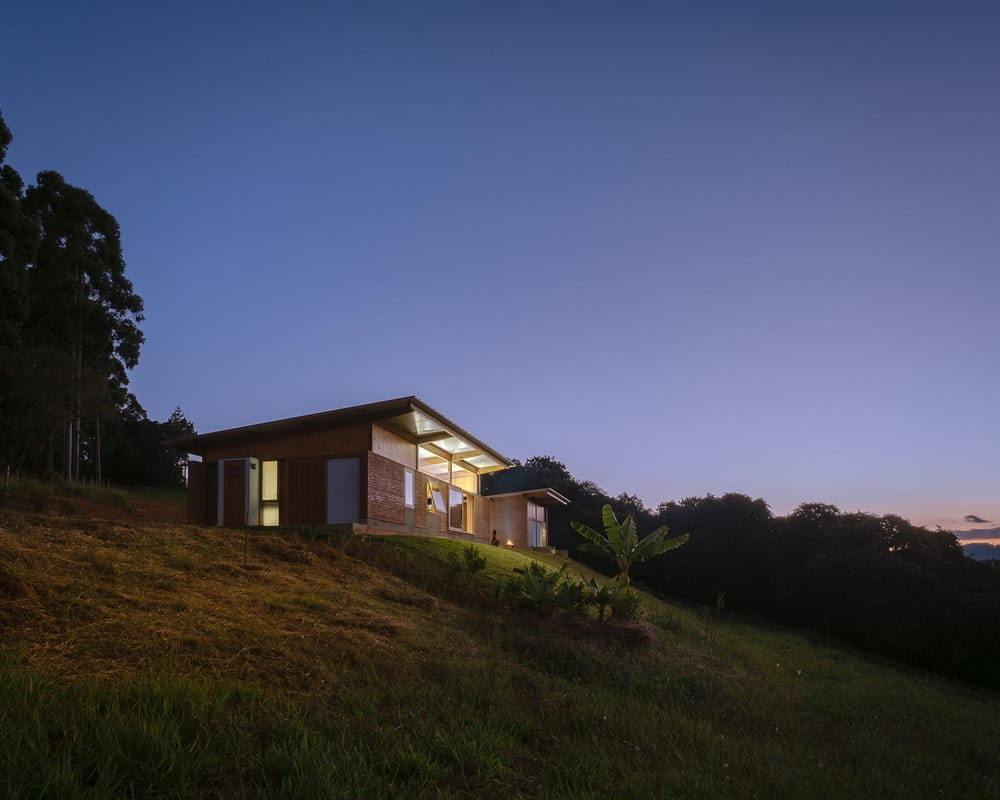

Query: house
[169,396,568,548]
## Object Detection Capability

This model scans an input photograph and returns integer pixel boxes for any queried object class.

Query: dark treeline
[485,456,1000,689]
[0,111,191,486]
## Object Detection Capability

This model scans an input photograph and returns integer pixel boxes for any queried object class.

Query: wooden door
[222,460,246,527]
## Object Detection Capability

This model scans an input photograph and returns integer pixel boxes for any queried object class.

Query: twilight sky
[3,1,998,529]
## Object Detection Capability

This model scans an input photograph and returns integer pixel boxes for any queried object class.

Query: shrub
[502,562,589,616]
[462,545,487,576]
[608,587,642,620]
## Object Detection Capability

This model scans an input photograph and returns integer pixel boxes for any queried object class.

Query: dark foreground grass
[1,503,999,798]
[0,476,131,512]
[3,636,998,799]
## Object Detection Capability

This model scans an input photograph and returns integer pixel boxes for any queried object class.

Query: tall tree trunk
[65,417,72,480]
[70,264,83,481]
[95,409,102,484]
[45,428,55,477]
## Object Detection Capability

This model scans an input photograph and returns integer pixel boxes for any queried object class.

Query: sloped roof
[168,396,513,469]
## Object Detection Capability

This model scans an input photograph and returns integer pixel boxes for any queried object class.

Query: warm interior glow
[451,463,477,492]
[418,446,450,479]
[261,460,279,526]
[261,460,278,501]
[261,504,279,526]
[435,436,470,454]
[449,488,473,531]
[464,453,503,470]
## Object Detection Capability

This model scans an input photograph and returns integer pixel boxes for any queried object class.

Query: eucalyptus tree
[22,170,144,480]
[0,111,36,347]
[0,111,40,476]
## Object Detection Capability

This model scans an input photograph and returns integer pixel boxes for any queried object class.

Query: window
[404,470,414,507]
[451,462,477,493]
[261,460,279,526]
[418,446,450,480]
[427,482,446,514]
[450,488,473,532]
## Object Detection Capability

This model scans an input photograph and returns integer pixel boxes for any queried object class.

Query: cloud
[964,515,992,524]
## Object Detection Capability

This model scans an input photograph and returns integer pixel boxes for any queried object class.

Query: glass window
[261,460,279,526]
[451,463,477,493]
[261,504,280,526]
[404,470,414,507]
[449,488,463,529]
[449,489,473,532]
[262,461,278,502]
[427,482,446,514]
[418,446,450,480]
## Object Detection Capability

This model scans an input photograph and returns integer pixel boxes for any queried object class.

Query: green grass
[0,501,998,798]
[119,485,187,505]
[1,475,131,511]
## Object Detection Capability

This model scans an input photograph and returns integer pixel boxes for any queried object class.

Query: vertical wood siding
[199,423,370,462]
[371,425,417,468]
[186,461,206,524]
[280,459,327,525]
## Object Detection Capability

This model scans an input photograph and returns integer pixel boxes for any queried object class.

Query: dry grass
[0,508,468,695]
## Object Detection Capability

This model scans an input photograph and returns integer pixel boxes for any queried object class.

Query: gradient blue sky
[3,1,997,529]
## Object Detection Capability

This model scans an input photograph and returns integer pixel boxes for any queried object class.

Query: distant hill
[951,527,1000,560]
[953,526,1000,540]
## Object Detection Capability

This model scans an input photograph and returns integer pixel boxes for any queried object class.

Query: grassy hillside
[1,486,998,798]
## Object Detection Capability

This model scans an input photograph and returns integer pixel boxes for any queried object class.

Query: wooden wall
[280,459,327,525]
[489,496,527,547]
[186,461,206,524]
[474,494,490,538]
[198,423,370,463]
[371,425,416,468]
[206,464,218,525]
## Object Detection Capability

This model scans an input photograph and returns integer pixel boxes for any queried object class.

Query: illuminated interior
[261,460,279,526]
[449,488,473,532]
[418,446,450,480]
[404,470,414,507]
[450,462,477,493]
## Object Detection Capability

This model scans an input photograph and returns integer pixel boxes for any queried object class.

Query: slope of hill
[953,526,1000,561]
[1,487,998,798]
[954,526,1000,540]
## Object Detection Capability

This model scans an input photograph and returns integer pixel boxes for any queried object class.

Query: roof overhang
[167,396,513,471]
[486,488,570,506]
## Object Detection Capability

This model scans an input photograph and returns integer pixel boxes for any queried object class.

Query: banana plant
[571,504,689,587]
